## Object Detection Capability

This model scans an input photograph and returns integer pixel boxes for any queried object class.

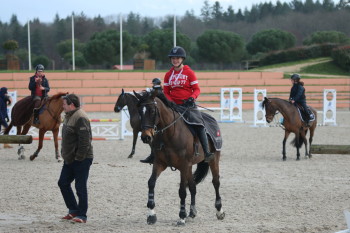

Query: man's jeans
[58,158,93,220]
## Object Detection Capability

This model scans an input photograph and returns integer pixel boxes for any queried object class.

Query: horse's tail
[193,161,209,185]
[290,132,304,148]
[3,122,13,135]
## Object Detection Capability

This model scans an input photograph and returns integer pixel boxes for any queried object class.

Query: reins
[154,105,190,135]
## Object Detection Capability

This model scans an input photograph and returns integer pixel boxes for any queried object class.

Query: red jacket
[163,65,200,105]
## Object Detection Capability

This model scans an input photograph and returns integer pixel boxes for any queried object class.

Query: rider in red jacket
[140,46,214,164]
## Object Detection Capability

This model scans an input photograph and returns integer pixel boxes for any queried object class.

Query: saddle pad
[201,112,223,151]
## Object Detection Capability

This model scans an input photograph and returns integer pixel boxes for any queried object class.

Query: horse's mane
[262,97,289,109]
[49,92,68,100]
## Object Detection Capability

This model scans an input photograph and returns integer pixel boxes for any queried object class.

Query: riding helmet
[35,64,45,72]
[151,78,161,85]
[290,73,300,81]
[168,46,186,59]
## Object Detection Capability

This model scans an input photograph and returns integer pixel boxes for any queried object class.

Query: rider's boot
[140,151,154,164]
[33,108,40,124]
[197,127,214,163]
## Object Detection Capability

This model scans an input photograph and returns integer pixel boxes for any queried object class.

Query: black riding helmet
[168,46,186,59]
[35,64,45,72]
[290,73,300,81]
[151,78,161,85]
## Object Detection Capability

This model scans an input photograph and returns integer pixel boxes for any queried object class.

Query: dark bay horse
[114,88,143,158]
[134,90,225,226]
[262,97,317,161]
[4,92,66,161]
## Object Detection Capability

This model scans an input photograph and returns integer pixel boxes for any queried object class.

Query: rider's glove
[184,97,195,108]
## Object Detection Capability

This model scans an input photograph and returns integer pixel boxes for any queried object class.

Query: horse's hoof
[282,158,286,161]
[189,205,197,218]
[57,157,63,162]
[127,154,133,158]
[18,155,25,160]
[29,155,36,161]
[176,218,186,226]
[216,209,225,220]
[147,214,157,225]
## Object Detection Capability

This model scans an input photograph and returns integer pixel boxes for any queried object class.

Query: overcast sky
[0,0,293,24]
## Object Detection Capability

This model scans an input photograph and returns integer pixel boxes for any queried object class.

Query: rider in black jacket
[289,74,314,126]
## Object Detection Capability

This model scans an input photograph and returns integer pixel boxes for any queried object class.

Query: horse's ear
[121,88,124,95]
[133,90,141,100]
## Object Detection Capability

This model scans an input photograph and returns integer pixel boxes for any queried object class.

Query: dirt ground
[0,110,350,233]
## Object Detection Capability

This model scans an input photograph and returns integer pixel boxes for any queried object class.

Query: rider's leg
[140,149,154,164]
[196,126,214,163]
[33,96,41,124]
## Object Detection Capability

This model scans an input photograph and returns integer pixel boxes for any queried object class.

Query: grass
[300,61,350,76]
[253,57,331,71]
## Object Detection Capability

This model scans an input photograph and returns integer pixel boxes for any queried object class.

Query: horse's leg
[295,131,301,161]
[308,126,315,159]
[210,152,225,220]
[128,129,138,158]
[30,129,45,161]
[17,126,26,160]
[188,169,197,219]
[146,162,166,225]
[52,127,62,162]
[302,129,309,158]
[282,131,290,161]
[177,169,188,226]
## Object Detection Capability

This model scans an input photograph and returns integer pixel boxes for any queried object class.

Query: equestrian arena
[0,109,350,233]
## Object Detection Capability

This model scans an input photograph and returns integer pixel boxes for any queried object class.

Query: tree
[246,29,296,54]
[303,30,350,45]
[200,0,212,22]
[143,29,191,63]
[84,29,135,66]
[2,40,19,53]
[32,55,50,68]
[196,29,246,64]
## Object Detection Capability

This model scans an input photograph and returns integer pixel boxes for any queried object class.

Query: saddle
[295,103,315,123]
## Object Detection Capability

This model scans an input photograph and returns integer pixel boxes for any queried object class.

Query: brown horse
[134,90,225,226]
[4,92,66,161]
[114,89,142,158]
[262,97,317,161]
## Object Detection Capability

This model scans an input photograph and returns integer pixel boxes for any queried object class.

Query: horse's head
[262,97,276,123]
[114,89,126,112]
[134,90,159,144]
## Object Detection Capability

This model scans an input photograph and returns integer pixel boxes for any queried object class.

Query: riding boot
[307,109,314,120]
[33,108,40,124]
[197,127,214,163]
[140,151,154,164]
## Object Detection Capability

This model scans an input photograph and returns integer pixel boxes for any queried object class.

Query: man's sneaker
[72,217,87,223]
[61,213,77,220]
